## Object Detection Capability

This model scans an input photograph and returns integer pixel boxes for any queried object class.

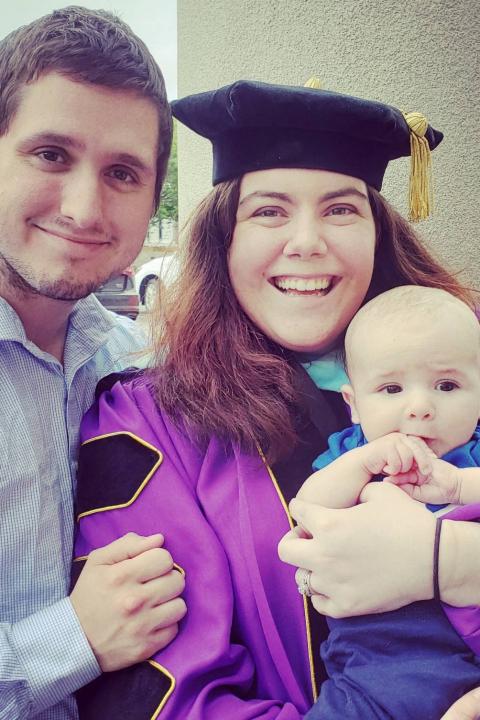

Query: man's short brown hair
[0,5,172,208]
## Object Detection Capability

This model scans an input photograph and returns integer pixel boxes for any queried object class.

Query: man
[0,7,185,718]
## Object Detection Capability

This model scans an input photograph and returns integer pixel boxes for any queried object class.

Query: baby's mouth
[271,275,336,296]
[410,435,436,451]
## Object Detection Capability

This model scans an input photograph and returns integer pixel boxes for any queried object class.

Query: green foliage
[155,120,178,222]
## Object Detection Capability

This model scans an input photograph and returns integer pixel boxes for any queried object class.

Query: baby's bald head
[345,286,480,384]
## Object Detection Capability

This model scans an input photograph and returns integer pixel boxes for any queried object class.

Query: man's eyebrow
[113,152,154,175]
[17,133,154,175]
[238,186,369,206]
[17,132,86,152]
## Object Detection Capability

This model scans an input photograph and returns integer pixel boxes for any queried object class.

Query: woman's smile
[271,274,336,295]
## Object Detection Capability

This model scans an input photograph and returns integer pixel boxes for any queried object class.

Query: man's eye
[436,381,458,392]
[109,167,136,184]
[382,384,402,394]
[36,149,65,163]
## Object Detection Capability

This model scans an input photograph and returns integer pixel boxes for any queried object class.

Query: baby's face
[346,311,480,457]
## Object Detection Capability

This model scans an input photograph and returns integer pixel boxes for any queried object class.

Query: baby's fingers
[384,470,419,487]
[383,439,414,475]
[403,436,435,479]
[384,475,423,499]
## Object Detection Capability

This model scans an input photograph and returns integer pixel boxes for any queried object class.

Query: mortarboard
[172,78,443,221]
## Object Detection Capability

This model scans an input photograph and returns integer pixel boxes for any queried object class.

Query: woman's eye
[253,208,281,217]
[326,206,353,216]
[382,384,402,394]
[436,381,458,392]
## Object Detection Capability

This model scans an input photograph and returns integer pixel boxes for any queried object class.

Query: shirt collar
[0,293,116,361]
[301,351,349,392]
[0,296,29,343]
[68,293,116,338]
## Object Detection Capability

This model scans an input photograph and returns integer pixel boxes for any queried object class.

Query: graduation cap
[171,78,443,221]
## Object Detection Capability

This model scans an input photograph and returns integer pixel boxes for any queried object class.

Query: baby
[298,285,480,720]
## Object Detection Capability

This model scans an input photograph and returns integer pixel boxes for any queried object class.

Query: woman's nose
[283,215,328,258]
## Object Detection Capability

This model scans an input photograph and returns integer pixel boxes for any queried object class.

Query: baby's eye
[436,380,459,392]
[381,384,402,394]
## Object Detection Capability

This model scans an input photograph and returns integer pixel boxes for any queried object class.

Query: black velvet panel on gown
[271,364,350,691]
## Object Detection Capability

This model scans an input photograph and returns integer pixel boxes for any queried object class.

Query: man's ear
[340,383,360,423]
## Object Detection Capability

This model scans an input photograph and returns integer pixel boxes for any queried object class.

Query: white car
[135,253,179,311]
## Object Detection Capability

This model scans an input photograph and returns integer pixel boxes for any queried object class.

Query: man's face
[0,72,159,301]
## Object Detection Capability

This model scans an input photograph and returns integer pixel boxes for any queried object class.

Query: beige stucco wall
[177,0,480,284]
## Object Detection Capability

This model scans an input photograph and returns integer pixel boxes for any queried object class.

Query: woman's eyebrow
[238,187,369,206]
[320,187,369,202]
[238,191,292,206]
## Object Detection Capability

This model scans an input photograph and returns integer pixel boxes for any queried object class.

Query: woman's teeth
[274,277,333,293]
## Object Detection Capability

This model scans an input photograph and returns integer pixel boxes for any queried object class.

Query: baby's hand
[385,457,462,504]
[360,433,434,480]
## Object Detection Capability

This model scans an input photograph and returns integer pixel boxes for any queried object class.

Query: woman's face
[228,168,376,353]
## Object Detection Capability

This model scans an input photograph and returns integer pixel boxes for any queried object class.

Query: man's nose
[60,169,104,231]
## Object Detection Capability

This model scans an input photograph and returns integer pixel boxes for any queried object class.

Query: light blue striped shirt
[0,294,148,719]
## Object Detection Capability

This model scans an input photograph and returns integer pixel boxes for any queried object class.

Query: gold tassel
[402,111,433,222]
[304,77,322,89]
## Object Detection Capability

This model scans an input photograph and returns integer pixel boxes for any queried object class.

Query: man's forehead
[6,72,159,165]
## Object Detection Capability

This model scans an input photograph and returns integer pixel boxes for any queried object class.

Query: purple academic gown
[74,379,317,719]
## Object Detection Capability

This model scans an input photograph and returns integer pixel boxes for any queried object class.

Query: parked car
[94,267,140,320]
[135,253,179,311]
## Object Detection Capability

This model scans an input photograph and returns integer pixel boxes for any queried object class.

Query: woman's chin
[271,332,339,354]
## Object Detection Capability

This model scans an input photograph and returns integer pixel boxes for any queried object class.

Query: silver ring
[296,568,314,597]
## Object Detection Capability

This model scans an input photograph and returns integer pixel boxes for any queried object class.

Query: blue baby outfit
[313,423,480,513]
[313,423,480,472]
[306,425,480,720]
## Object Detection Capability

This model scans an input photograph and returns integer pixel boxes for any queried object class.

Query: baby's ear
[341,384,360,423]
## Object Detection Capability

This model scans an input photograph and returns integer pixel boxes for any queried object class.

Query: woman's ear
[340,384,360,423]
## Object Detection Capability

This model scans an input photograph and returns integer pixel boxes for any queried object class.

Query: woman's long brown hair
[149,181,475,463]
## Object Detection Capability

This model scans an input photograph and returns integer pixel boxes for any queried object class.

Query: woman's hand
[441,688,480,719]
[278,482,436,617]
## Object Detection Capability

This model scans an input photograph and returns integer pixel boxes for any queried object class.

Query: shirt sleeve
[0,597,100,717]
[74,380,310,719]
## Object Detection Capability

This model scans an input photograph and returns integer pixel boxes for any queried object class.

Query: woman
[443,689,480,719]
[72,80,479,718]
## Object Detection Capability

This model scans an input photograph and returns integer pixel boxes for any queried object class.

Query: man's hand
[70,532,186,671]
